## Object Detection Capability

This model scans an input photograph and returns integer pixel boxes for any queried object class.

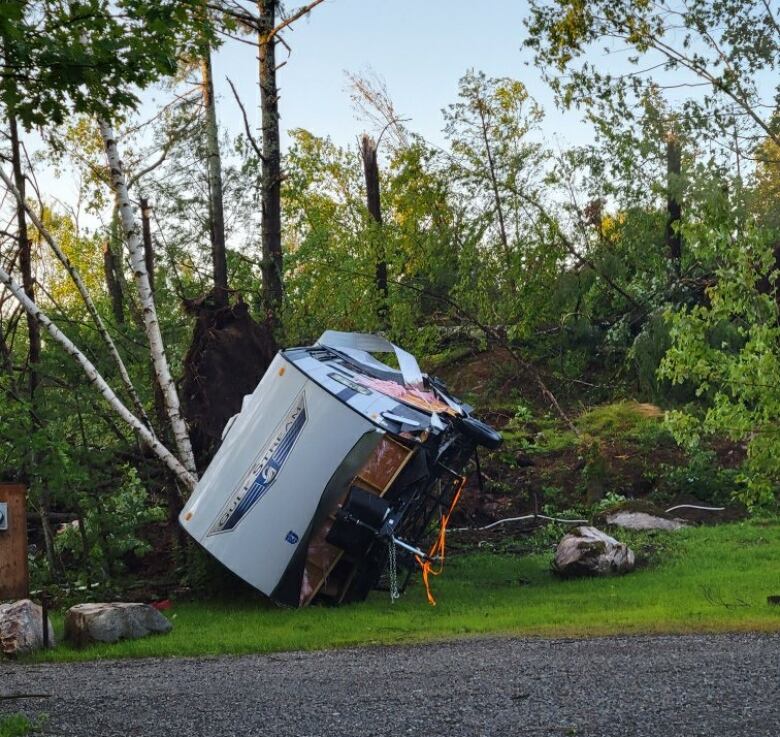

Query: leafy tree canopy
[0,0,207,127]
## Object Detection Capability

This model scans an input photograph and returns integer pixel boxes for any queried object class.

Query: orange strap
[415,476,466,606]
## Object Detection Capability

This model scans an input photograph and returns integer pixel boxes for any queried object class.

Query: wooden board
[355,437,412,491]
[0,484,29,601]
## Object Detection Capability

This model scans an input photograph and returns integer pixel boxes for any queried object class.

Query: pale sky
[205,0,574,151]
[47,0,764,218]
[43,0,580,226]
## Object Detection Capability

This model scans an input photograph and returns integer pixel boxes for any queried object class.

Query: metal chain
[388,538,400,603]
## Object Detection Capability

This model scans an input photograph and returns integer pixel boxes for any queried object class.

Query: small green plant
[0,714,47,737]
[591,491,628,515]
[511,401,534,426]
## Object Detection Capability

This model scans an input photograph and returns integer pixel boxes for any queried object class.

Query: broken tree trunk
[258,0,283,341]
[200,47,229,307]
[360,134,387,323]
[665,134,682,269]
[99,119,197,478]
[102,240,124,325]
[140,197,155,295]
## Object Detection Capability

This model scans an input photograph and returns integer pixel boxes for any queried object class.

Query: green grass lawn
[29,521,780,663]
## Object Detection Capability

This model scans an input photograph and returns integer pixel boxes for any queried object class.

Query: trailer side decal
[208,392,307,535]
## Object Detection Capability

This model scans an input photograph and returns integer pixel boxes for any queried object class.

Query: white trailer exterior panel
[179,353,381,596]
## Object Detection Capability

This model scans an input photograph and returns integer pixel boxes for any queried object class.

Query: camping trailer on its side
[180,331,502,606]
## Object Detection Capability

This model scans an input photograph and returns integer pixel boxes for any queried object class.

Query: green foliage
[54,466,165,581]
[0,1,207,127]
[655,449,741,507]
[521,425,579,455]
[279,71,569,355]
[0,714,46,737]
[525,0,780,152]
[578,401,665,443]
[659,196,780,507]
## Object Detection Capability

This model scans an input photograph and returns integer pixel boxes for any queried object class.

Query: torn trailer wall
[180,331,502,607]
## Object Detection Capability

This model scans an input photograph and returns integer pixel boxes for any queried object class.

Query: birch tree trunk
[200,48,229,306]
[0,167,154,432]
[0,264,197,492]
[99,119,198,478]
[258,0,284,337]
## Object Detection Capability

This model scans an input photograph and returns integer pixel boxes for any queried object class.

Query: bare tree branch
[226,76,264,161]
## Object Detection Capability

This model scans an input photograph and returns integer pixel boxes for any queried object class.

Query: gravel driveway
[2,633,779,736]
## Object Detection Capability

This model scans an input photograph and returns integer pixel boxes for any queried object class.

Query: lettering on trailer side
[207,391,307,535]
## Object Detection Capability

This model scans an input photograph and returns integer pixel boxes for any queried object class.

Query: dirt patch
[708,437,747,469]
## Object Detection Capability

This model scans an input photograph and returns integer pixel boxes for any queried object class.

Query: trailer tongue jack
[180,331,501,607]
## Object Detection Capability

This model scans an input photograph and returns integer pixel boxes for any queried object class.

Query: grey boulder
[64,602,172,647]
[0,599,55,657]
[552,526,635,578]
[606,510,686,531]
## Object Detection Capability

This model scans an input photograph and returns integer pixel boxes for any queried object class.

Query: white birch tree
[99,118,198,477]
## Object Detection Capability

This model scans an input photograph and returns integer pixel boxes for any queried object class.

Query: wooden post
[0,484,29,600]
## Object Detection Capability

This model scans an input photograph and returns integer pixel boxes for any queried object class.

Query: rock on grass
[64,602,172,648]
[552,526,635,578]
[0,599,55,657]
